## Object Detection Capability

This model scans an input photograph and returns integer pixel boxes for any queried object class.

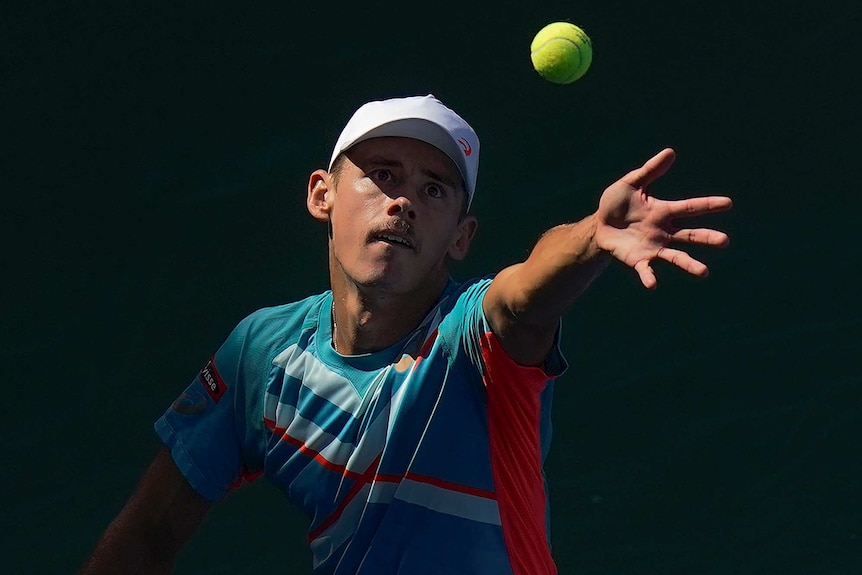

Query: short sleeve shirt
[156,276,566,575]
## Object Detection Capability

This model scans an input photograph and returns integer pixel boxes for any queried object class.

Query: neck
[330,276,449,356]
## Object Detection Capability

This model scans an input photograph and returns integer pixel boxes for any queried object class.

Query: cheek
[428,226,461,256]
[331,195,376,249]
[342,183,384,217]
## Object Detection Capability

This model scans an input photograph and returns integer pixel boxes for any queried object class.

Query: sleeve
[154,313,266,502]
[452,277,567,573]
[458,277,568,379]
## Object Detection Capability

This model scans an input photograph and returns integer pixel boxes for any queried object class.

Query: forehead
[345,137,463,184]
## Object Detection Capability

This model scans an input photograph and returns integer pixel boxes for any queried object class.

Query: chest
[260,343,492,515]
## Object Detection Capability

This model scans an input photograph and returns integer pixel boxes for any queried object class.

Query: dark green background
[4,1,861,573]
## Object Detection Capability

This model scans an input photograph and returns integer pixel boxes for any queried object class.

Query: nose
[387,196,416,219]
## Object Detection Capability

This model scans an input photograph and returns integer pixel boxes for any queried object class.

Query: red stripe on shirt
[418,328,439,358]
[405,471,497,500]
[263,418,366,480]
[480,330,558,575]
[307,453,383,542]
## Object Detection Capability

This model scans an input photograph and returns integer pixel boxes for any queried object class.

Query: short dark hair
[329,153,349,185]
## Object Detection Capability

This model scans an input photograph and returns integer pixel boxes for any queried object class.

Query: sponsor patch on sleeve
[199,357,228,403]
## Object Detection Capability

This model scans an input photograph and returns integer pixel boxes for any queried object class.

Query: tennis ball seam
[530,33,590,54]
[530,39,586,83]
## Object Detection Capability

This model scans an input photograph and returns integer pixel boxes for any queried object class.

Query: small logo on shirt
[457,138,472,157]
[199,357,227,403]
[171,390,209,415]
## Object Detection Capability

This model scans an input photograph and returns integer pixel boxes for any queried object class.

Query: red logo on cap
[457,138,472,157]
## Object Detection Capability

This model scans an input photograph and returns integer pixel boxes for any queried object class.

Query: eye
[373,169,393,182]
[426,183,446,199]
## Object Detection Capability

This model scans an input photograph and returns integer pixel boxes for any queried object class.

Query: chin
[336,251,448,295]
[357,270,414,292]
[354,266,442,296]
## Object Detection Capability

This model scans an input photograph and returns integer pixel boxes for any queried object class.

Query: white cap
[329,94,480,210]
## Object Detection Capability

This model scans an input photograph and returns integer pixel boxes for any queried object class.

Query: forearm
[78,515,174,575]
[502,213,611,325]
[79,449,211,575]
[485,213,611,365]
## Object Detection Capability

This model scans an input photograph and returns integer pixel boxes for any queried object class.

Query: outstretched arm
[484,148,732,366]
[78,448,212,575]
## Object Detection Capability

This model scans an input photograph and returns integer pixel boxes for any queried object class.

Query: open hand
[595,148,733,289]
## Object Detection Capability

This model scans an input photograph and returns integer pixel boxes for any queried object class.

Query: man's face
[324,136,477,296]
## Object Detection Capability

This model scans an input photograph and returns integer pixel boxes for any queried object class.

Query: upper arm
[483,217,611,367]
[125,447,212,553]
[79,448,212,574]
[483,263,559,367]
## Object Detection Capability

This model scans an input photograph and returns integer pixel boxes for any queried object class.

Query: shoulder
[441,275,496,318]
[227,292,330,351]
[243,292,328,326]
[432,275,496,354]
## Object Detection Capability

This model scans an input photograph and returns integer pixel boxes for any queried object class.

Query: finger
[634,260,657,289]
[671,228,730,247]
[656,247,709,277]
[621,148,676,189]
[666,196,733,218]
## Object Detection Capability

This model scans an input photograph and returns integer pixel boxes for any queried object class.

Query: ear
[307,169,333,222]
[448,215,478,261]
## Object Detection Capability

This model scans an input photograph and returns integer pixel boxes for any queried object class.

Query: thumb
[621,148,676,190]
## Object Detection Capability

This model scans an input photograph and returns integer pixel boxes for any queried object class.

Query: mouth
[370,231,416,250]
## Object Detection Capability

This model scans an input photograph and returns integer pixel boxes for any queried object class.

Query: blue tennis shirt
[156,277,566,574]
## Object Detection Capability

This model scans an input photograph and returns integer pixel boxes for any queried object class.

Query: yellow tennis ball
[530,22,593,84]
